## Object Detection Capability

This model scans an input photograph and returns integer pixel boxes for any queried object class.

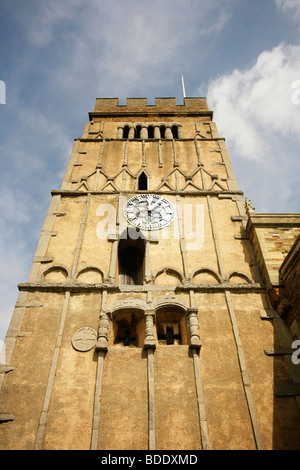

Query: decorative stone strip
[225,290,264,450]
[264,348,294,356]
[34,292,70,450]
[0,414,15,422]
[192,349,210,450]
[260,309,277,320]
[0,365,15,373]
[274,383,300,397]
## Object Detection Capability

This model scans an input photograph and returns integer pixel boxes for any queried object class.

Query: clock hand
[147,199,161,212]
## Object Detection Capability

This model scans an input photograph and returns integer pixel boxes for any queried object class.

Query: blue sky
[0,0,300,345]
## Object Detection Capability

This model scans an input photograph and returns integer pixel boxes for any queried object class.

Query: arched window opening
[135,125,141,139]
[157,322,181,345]
[148,125,154,138]
[113,311,144,348]
[160,125,165,139]
[172,125,178,139]
[118,230,145,286]
[114,316,137,347]
[156,308,188,345]
[123,125,130,139]
[138,171,148,190]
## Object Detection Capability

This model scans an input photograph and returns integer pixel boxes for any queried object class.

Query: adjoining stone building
[280,234,300,338]
[0,96,300,450]
[246,212,300,336]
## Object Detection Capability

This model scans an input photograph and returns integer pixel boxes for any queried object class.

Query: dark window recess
[148,125,154,138]
[114,319,137,347]
[118,232,145,285]
[157,323,181,345]
[138,172,148,190]
[172,125,178,139]
[135,125,141,139]
[123,125,130,138]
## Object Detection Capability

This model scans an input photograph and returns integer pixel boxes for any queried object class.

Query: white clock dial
[124,194,175,231]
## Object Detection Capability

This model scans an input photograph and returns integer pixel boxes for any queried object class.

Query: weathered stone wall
[247,215,300,289]
[1,97,300,450]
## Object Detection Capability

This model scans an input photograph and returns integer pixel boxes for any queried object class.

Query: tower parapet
[91,97,211,117]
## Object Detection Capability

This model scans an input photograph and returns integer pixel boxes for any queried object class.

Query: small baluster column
[116,126,123,139]
[140,125,148,140]
[177,125,184,139]
[187,308,202,349]
[95,311,111,351]
[165,125,173,139]
[128,126,135,140]
[154,125,161,139]
[144,310,156,349]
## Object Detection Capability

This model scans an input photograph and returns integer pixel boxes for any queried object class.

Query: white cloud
[206,43,300,212]
[207,43,300,160]
[0,102,73,342]
[275,0,300,19]
[34,0,232,98]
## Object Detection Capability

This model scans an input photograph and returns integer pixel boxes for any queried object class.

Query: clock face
[124,194,175,231]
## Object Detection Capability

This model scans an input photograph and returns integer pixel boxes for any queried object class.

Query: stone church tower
[1,97,300,450]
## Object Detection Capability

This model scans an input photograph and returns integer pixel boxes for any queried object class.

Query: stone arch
[226,271,253,284]
[152,267,185,286]
[117,122,183,140]
[107,300,148,348]
[108,298,148,314]
[76,266,106,284]
[154,303,189,345]
[191,268,222,285]
[151,295,188,312]
[40,265,70,283]
[150,296,201,349]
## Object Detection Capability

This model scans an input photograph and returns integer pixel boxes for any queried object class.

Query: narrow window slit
[138,172,148,190]
[148,126,154,138]
[172,125,178,139]
[123,125,130,138]
[135,125,141,139]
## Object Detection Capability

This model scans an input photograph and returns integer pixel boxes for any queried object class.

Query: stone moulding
[17,281,264,294]
[51,189,244,197]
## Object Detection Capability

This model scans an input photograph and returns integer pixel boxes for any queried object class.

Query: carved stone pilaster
[144,310,156,349]
[187,308,202,349]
